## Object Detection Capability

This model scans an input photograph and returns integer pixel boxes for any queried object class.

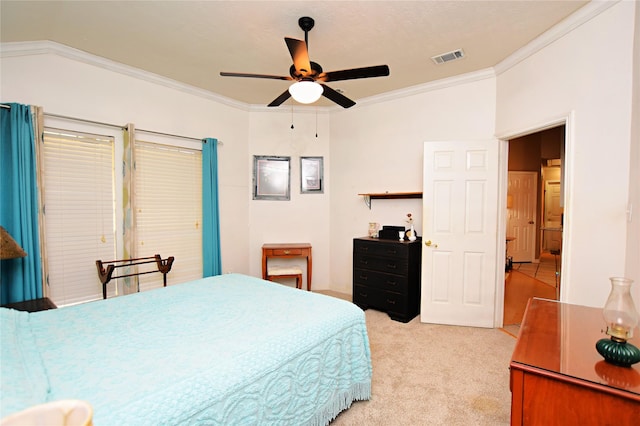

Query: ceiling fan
[220,16,390,108]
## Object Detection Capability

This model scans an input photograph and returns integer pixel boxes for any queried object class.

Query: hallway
[502,253,559,336]
[512,251,560,288]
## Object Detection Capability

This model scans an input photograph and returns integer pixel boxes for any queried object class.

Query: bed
[0,273,372,425]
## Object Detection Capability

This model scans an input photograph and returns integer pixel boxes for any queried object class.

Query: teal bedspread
[0,274,372,425]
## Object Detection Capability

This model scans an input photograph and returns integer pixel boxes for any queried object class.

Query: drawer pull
[283,250,290,254]
[359,292,368,298]
[386,280,397,286]
[386,299,396,305]
[386,249,397,255]
[359,275,369,281]
[387,263,397,269]
[360,260,369,265]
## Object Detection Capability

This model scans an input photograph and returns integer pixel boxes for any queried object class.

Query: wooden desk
[262,243,312,291]
[510,298,640,425]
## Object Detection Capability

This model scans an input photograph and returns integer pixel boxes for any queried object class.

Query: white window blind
[134,140,202,291]
[42,128,116,305]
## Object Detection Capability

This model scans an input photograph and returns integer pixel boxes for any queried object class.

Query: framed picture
[300,156,323,194]
[253,156,290,200]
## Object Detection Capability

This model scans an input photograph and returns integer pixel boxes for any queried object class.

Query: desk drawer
[271,248,303,256]
[353,268,408,293]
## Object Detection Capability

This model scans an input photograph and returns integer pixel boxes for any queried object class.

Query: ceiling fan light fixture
[289,80,323,104]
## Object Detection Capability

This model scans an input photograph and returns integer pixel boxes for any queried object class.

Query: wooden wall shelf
[358,192,422,209]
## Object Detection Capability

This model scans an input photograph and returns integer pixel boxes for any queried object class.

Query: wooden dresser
[510,298,640,425]
[352,237,421,323]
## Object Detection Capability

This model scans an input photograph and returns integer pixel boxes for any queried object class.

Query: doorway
[503,125,565,325]
[507,171,537,262]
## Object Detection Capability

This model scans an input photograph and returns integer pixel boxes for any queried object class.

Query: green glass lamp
[596,277,640,368]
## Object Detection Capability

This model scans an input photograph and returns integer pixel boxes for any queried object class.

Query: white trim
[495,115,569,141]
[355,68,496,108]
[0,40,494,111]
[496,111,574,305]
[0,41,250,111]
[248,104,332,114]
[494,138,509,328]
[494,0,619,77]
[0,2,617,111]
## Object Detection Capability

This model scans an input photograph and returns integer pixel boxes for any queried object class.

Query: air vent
[431,49,465,65]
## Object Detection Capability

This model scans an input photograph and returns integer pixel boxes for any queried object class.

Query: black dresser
[352,237,422,323]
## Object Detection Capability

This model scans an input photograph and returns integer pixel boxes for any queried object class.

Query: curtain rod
[45,112,126,130]
[0,104,11,109]
[136,128,222,145]
[43,112,221,145]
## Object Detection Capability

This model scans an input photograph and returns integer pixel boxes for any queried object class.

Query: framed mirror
[253,156,290,200]
[300,156,323,194]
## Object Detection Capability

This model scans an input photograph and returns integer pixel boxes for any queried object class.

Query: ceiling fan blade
[220,71,292,81]
[320,84,356,109]
[267,90,292,107]
[320,65,390,82]
[285,37,312,76]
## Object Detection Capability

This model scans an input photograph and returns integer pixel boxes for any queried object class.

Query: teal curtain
[202,138,222,277]
[0,103,43,304]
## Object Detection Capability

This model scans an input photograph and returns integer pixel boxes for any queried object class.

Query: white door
[421,140,499,328]
[507,172,537,262]
[543,180,562,251]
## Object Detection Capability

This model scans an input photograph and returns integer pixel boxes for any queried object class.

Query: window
[39,120,204,306]
[133,140,202,291]
[41,128,116,305]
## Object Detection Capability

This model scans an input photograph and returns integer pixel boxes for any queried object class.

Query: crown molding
[250,67,495,113]
[248,104,331,113]
[0,40,250,111]
[494,0,619,76]
[355,68,496,108]
[1,2,618,112]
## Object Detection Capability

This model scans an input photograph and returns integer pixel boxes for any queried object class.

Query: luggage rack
[95,254,174,299]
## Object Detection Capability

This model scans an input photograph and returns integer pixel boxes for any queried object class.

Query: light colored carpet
[327,308,517,425]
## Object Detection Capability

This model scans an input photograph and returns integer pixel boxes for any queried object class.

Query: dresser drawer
[353,285,409,319]
[353,253,408,275]
[353,268,409,293]
[354,239,408,259]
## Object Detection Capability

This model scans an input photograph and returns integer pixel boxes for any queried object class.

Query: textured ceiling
[1,1,589,107]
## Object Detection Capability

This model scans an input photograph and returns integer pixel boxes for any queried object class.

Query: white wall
[0,47,333,289]
[329,75,497,294]
[247,108,331,289]
[628,0,640,306]
[0,50,253,278]
[495,0,638,307]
